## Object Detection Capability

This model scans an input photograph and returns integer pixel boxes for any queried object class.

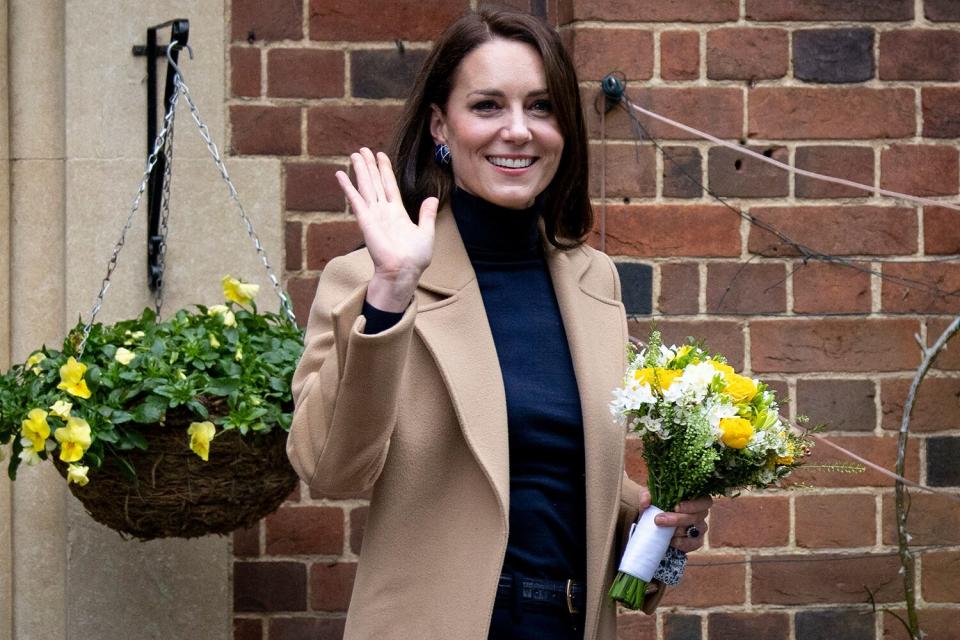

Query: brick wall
[226,1,960,638]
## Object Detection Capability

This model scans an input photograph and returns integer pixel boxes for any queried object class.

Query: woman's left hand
[653,496,713,553]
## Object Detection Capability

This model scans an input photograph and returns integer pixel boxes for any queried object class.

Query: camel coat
[286,206,652,639]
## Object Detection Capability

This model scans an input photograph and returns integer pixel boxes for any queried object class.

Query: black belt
[495,575,586,616]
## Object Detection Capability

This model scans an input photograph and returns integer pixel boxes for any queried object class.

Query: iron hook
[165,40,193,79]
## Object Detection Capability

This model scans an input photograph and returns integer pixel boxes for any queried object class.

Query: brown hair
[391,9,592,248]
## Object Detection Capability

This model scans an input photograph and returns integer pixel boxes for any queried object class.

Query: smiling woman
[286,8,712,640]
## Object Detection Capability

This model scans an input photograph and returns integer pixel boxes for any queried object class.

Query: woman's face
[430,38,564,210]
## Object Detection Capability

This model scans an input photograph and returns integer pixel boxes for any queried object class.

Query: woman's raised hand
[335,148,439,312]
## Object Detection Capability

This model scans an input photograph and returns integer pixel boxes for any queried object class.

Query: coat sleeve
[286,256,417,497]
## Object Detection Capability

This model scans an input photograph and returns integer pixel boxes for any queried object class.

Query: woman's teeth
[488,156,534,169]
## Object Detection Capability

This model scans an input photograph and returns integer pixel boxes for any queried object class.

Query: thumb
[638,486,652,512]
[418,197,439,236]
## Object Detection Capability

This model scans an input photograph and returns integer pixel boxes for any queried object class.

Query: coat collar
[414,205,628,631]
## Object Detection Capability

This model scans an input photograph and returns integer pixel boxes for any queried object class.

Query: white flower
[676,361,720,402]
[18,437,40,466]
[704,399,739,437]
[638,414,671,439]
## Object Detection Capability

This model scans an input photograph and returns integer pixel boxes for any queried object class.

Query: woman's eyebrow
[467,88,550,98]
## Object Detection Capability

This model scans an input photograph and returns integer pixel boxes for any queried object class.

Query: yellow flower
[208,304,237,327]
[123,330,145,346]
[54,416,92,463]
[57,357,91,399]
[708,360,735,376]
[187,421,216,461]
[634,367,682,390]
[222,275,259,305]
[209,334,220,348]
[675,345,693,359]
[776,439,795,465]
[724,374,758,404]
[114,347,136,365]
[20,409,51,452]
[235,347,243,362]
[719,417,754,449]
[26,352,46,375]
[66,464,90,487]
[49,400,73,419]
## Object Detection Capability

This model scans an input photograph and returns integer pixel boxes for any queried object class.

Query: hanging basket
[51,400,298,540]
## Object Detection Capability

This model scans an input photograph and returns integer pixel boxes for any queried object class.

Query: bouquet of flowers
[608,330,813,610]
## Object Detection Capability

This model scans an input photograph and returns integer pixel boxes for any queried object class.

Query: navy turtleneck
[362,187,587,582]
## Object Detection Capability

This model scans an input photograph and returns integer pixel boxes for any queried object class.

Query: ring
[685,525,701,539]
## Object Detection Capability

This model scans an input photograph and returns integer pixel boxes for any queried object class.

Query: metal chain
[173,74,296,323]
[78,86,182,356]
[153,101,177,318]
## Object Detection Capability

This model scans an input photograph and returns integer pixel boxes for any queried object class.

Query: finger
[351,152,378,204]
[638,486,652,511]
[670,535,705,553]
[360,147,387,202]
[418,197,439,236]
[656,512,697,528]
[336,171,368,219]
[377,152,402,203]
[673,520,708,539]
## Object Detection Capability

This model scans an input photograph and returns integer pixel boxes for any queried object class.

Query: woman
[287,9,711,639]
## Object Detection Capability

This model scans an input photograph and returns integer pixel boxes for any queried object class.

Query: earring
[433,143,451,166]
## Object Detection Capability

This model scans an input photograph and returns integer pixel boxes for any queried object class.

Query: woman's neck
[450,187,543,260]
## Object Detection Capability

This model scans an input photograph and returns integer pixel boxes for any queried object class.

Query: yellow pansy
[20,409,51,452]
[719,417,754,449]
[66,464,90,487]
[26,352,46,375]
[49,400,73,420]
[724,374,758,404]
[187,421,216,461]
[675,345,693,359]
[208,304,237,327]
[54,416,92,463]
[114,347,136,365]
[235,347,244,362]
[708,360,735,376]
[57,357,91,399]
[222,275,259,305]
[634,367,682,390]
[209,334,220,348]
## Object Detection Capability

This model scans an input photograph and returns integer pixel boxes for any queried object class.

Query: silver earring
[434,143,451,166]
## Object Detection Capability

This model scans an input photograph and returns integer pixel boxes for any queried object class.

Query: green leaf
[205,378,241,397]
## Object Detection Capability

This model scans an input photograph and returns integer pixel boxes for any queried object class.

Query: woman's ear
[429,104,447,145]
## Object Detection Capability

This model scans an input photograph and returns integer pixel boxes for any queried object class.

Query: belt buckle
[565,578,579,615]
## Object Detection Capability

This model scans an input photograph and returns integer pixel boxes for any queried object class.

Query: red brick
[708,613,790,640]
[615,613,656,640]
[707,28,788,81]
[925,207,960,255]
[285,221,302,272]
[748,88,915,140]
[286,276,318,328]
[706,263,786,315]
[922,551,960,602]
[286,162,345,212]
[882,263,960,314]
[660,554,746,607]
[269,617,345,640]
[310,562,357,611]
[598,205,740,258]
[307,105,403,156]
[349,506,367,554]
[751,318,921,373]
[748,206,918,257]
[623,437,648,486]
[588,143,655,199]
[663,615,700,638]
[929,318,960,371]
[787,434,920,489]
[881,377,960,433]
[883,493,960,546]
[660,31,699,81]
[923,88,960,138]
[881,145,959,198]
[585,87,743,141]
[708,496,790,548]
[658,263,699,315]
[793,261,871,315]
[309,0,468,41]
[796,494,876,548]
[306,221,363,271]
[231,46,261,98]
[232,0,303,42]
[265,506,344,556]
[795,146,874,199]
[234,523,261,557]
[708,145,789,198]
[746,0,913,21]
[796,379,876,432]
[267,49,344,99]
[230,106,301,156]
[234,561,307,612]
[926,0,960,20]
[636,319,746,369]
[563,0,738,22]
[662,146,702,198]
[564,28,653,82]
[234,618,262,640]
[752,553,901,604]
[880,30,960,81]
[883,608,960,640]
